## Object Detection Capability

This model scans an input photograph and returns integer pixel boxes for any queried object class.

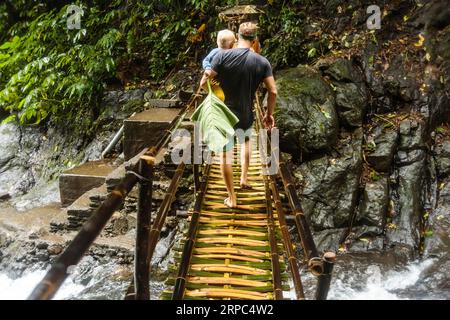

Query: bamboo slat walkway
[163,134,293,300]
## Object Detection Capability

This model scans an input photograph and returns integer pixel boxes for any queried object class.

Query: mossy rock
[275,65,339,155]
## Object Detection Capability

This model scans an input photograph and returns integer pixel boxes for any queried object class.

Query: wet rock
[347,232,384,253]
[356,177,388,232]
[398,118,428,151]
[387,118,428,249]
[312,228,344,253]
[119,89,146,106]
[0,166,27,198]
[321,58,363,83]
[297,129,363,230]
[388,156,427,249]
[0,231,9,247]
[335,83,367,128]
[418,257,450,298]
[434,139,450,178]
[0,123,20,170]
[275,65,338,154]
[48,244,64,255]
[111,266,133,281]
[36,242,49,250]
[126,212,137,227]
[108,213,129,236]
[366,126,399,172]
[36,251,50,262]
[317,58,367,128]
[0,193,11,201]
[382,56,419,103]
[28,232,39,240]
[424,180,450,258]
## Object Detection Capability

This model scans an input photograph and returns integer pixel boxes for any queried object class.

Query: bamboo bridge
[27,5,335,301]
[27,91,336,300]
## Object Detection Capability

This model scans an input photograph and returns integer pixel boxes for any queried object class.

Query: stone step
[59,160,118,207]
[123,107,183,161]
[146,99,182,108]
[65,184,108,230]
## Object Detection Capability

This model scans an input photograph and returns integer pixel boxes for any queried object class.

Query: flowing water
[1,254,447,300]
[327,258,444,300]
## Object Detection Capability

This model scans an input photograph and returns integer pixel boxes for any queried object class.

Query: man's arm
[262,76,277,130]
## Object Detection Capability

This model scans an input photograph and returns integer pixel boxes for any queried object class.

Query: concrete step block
[59,160,117,207]
[123,107,182,160]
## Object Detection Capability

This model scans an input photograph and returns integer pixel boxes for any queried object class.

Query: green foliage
[0,3,123,131]
[261,2,308,69]
[369,169,381,181]
[0,0,230,133]
[1,0,312,132]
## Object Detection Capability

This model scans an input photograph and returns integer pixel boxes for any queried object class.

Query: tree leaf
[191,89,239,153]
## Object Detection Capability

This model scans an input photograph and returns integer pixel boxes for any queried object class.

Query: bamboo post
[125,162,186,300]
[172,157,211,300]
[134,157,154,300]
[315,252,336,300]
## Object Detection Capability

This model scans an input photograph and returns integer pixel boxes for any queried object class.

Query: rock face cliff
[274,0,450,260]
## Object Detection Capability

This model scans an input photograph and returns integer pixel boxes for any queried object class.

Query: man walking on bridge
[200,22,277,208]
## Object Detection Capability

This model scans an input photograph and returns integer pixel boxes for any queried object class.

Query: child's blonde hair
[217,29,236,49]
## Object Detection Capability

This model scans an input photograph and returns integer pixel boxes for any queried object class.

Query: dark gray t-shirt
[211,48,273,130]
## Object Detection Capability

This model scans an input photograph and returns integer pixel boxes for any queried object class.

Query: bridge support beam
[134,157,154,300]
[315,252,336,300]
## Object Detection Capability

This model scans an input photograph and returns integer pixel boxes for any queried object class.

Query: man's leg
[221,148,237,207]
[240,137,251,188]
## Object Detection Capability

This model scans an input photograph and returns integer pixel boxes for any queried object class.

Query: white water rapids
[0,271,84,300]
[0,258,442,300]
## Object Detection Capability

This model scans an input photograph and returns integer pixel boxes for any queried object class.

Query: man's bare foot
[224,197,237,208]
[240,179,253,190]
[240,183,253,190]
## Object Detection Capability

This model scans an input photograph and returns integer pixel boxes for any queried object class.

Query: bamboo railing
[254,94,335,300]
[28,94,200,300]
[172,155,212,299]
